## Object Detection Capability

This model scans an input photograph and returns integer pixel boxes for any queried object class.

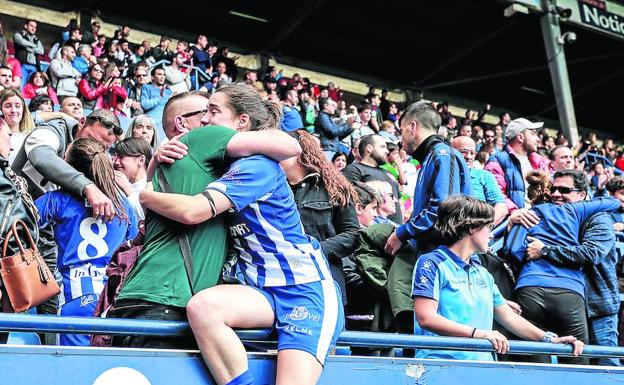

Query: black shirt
[342,162,403,224]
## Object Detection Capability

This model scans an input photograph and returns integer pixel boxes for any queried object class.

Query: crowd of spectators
[0,15,624,369]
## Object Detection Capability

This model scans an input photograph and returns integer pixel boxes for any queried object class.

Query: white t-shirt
[516,154,533,206]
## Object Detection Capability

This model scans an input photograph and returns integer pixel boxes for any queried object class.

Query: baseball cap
[86,109,123,136]
[504,118,543,140]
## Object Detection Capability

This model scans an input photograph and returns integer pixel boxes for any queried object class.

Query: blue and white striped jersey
[35,191,138,307]
[206,155,331,288]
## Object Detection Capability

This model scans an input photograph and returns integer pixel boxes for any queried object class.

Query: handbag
[0,219,60,313]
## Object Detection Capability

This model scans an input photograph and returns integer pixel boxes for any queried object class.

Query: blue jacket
[281,105,304,132]
[71,56,89,75]
[315,111,353,152]
[488,150,525,209]
[485,147,549,210]
[191,46,211,73]
[540,212,618,317]
[396,136,472,253]
[506,197,620,297]
[140,84,172,132]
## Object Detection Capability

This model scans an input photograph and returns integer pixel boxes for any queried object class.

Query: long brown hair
[293,130,356,207]
[216,84,282,131]
[66,138,128,221]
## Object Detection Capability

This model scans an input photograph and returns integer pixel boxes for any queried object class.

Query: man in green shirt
[113,91,300,348]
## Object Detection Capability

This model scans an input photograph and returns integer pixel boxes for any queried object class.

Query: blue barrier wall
[1,314,624,385]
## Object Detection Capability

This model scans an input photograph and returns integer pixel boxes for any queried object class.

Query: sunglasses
[87,116,123,136]
[180,108,208,118]
[551,185,580,194]
[93,68,104,73]
[135,73,147,78]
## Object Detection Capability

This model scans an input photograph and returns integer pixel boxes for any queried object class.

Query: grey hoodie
[11,117,92,199]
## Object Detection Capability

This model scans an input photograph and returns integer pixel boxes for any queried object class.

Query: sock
[224,370,254,385]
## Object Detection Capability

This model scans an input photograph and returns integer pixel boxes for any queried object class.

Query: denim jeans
[589,313,622,366]
[20,64,37,90]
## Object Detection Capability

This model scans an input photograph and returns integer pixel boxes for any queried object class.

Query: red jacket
[22,83,59,105]
[79,78,107,110]
[103,85,128,113]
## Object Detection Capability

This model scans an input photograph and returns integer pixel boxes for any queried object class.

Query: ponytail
[67,138,128,221]
[91,151,128,221]
[259,99,282,131]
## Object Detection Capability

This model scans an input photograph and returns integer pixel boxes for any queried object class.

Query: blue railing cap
[1,313,623,358]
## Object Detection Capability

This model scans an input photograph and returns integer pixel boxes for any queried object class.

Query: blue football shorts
[253,279,344,365]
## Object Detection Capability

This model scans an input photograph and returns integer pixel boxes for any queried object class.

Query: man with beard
[343,134,402,223]
[383,101,472,334]
[485,118,549,211]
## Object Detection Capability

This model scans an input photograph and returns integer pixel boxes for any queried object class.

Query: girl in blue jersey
[140,84,342,385]
[413,196,583,361]
[35,138,138,346]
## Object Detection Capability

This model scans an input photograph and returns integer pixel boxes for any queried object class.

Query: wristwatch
[540,246,550,258]
[542,331,558,343]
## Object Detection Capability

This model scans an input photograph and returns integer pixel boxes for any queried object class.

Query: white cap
[504,118,544,140]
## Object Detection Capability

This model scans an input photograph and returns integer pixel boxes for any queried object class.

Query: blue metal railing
[148,60,211,91]
[1,313,623,359]
[585,152,624,176]
[488,219,508,254]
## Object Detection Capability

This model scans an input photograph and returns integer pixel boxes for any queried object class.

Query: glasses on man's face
[180,108,208,118]
[551,185,580,194]
[87,116,123,136]
[136,73,147,78]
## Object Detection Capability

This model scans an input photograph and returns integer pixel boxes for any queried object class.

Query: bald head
[451,135,476,168]
[162,91,210,138]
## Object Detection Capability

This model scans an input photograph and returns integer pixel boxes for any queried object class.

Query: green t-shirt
[118,125,236,308]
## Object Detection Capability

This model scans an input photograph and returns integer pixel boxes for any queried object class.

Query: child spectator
[22,71,59,105]
[28,94,53,112]
[175,41,191,71]
[352,181,381,228]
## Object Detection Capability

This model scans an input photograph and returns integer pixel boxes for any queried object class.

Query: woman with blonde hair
[364,180,398,225]
[0,88,34,164]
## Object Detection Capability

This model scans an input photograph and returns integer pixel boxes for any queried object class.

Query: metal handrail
[490,219,508,240]
[1,313,623,359]
[585,152,624,176]
[148,59,211,90]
